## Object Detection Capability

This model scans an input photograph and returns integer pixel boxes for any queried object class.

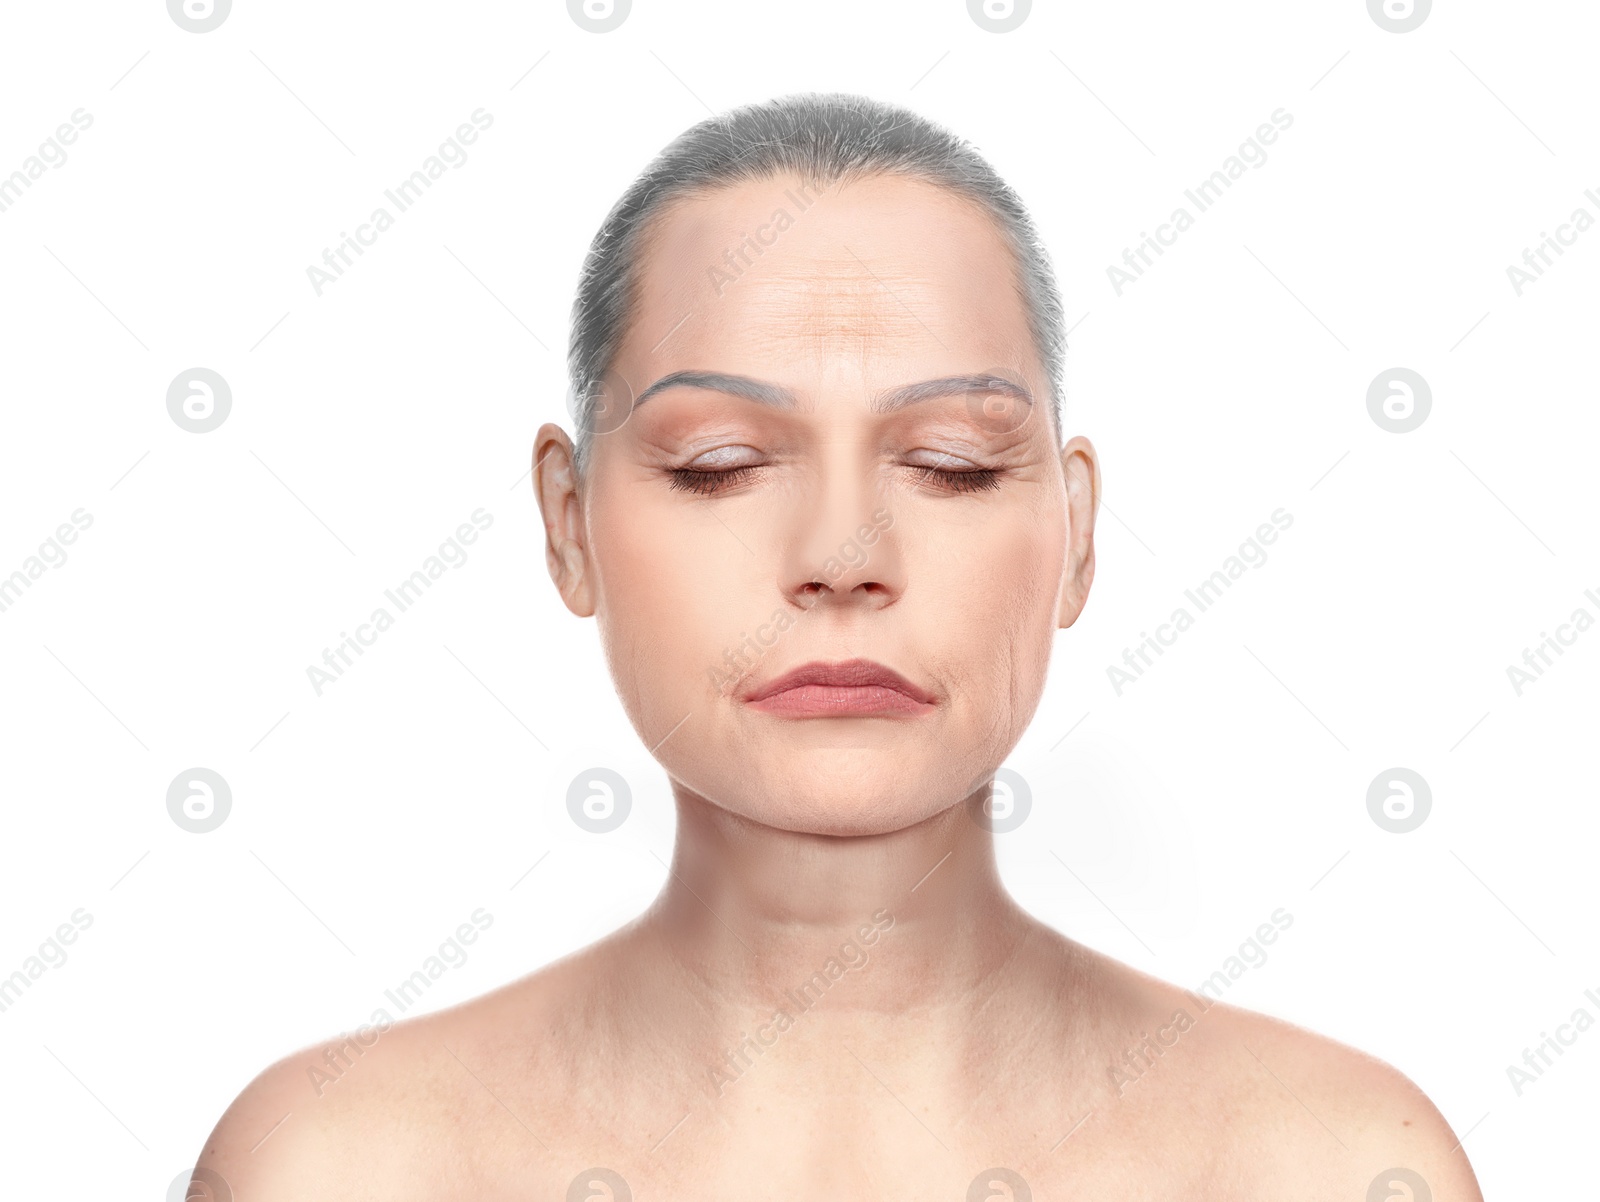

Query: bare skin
[196,172,1484,1200]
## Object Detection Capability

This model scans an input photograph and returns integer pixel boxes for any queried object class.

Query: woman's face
[540,172,1098,836]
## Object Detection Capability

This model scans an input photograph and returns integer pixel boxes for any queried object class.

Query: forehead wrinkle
[748,261,950,306]
[736,270,939,353]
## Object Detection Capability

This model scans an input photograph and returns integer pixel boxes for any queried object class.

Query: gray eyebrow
[633,371,798,409]
[631,370,1033,414]
[870,373,1034,414]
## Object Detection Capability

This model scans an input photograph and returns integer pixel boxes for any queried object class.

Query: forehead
[615,172,1042,399]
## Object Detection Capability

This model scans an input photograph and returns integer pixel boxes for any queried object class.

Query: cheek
[928,506,1063,623]
[998,510,1069,628]
[588,492,758,689]
[918,507,1064,700]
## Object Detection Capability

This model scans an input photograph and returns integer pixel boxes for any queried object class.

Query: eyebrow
[631,370,1033,414]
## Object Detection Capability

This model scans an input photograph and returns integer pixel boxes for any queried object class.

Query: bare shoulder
[1083,951,1485,1201]
[1206,1000,1483,1199]
[190,945,608,1202]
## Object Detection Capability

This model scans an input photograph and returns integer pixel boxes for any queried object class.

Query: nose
[780,469,902,612]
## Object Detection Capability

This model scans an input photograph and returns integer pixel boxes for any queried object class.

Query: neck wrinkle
[637,783,1035,1021]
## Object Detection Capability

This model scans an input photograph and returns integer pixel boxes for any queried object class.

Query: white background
[1,0,1595,1196]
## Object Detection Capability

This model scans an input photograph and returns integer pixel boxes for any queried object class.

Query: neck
[637,787,1035,1020]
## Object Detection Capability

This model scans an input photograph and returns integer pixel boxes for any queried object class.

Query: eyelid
[904,448,980,470]
[683,444,763,469]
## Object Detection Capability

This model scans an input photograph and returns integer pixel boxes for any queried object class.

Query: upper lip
[741,658,936,704]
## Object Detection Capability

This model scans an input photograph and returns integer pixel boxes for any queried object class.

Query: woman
[197,93,1484,1200]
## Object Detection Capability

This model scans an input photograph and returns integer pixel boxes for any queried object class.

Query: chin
[725,754,965,837]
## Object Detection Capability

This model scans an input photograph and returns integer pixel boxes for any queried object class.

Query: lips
[741,658,937,717]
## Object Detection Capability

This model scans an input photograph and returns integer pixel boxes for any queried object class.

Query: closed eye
[913,465,1001,493]
[665,460,1003,496]
[905,450,1003,494]
[668,464,762,494]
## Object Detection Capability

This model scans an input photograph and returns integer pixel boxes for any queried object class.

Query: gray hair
[567,92,1066,472]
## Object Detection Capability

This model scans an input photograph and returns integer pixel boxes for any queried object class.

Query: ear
[533,424,595,617]
[1057,435,1100,629]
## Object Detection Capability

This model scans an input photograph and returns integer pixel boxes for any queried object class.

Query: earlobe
[532,424,596,618]
[1057,435,1100,630]
[560,542,588,597]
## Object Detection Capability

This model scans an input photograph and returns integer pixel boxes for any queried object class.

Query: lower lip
[744,684,934,717]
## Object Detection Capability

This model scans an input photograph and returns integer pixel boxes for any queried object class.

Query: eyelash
[668,465,760,494]
[914,465,1001,494]
[667,464,1001,495]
